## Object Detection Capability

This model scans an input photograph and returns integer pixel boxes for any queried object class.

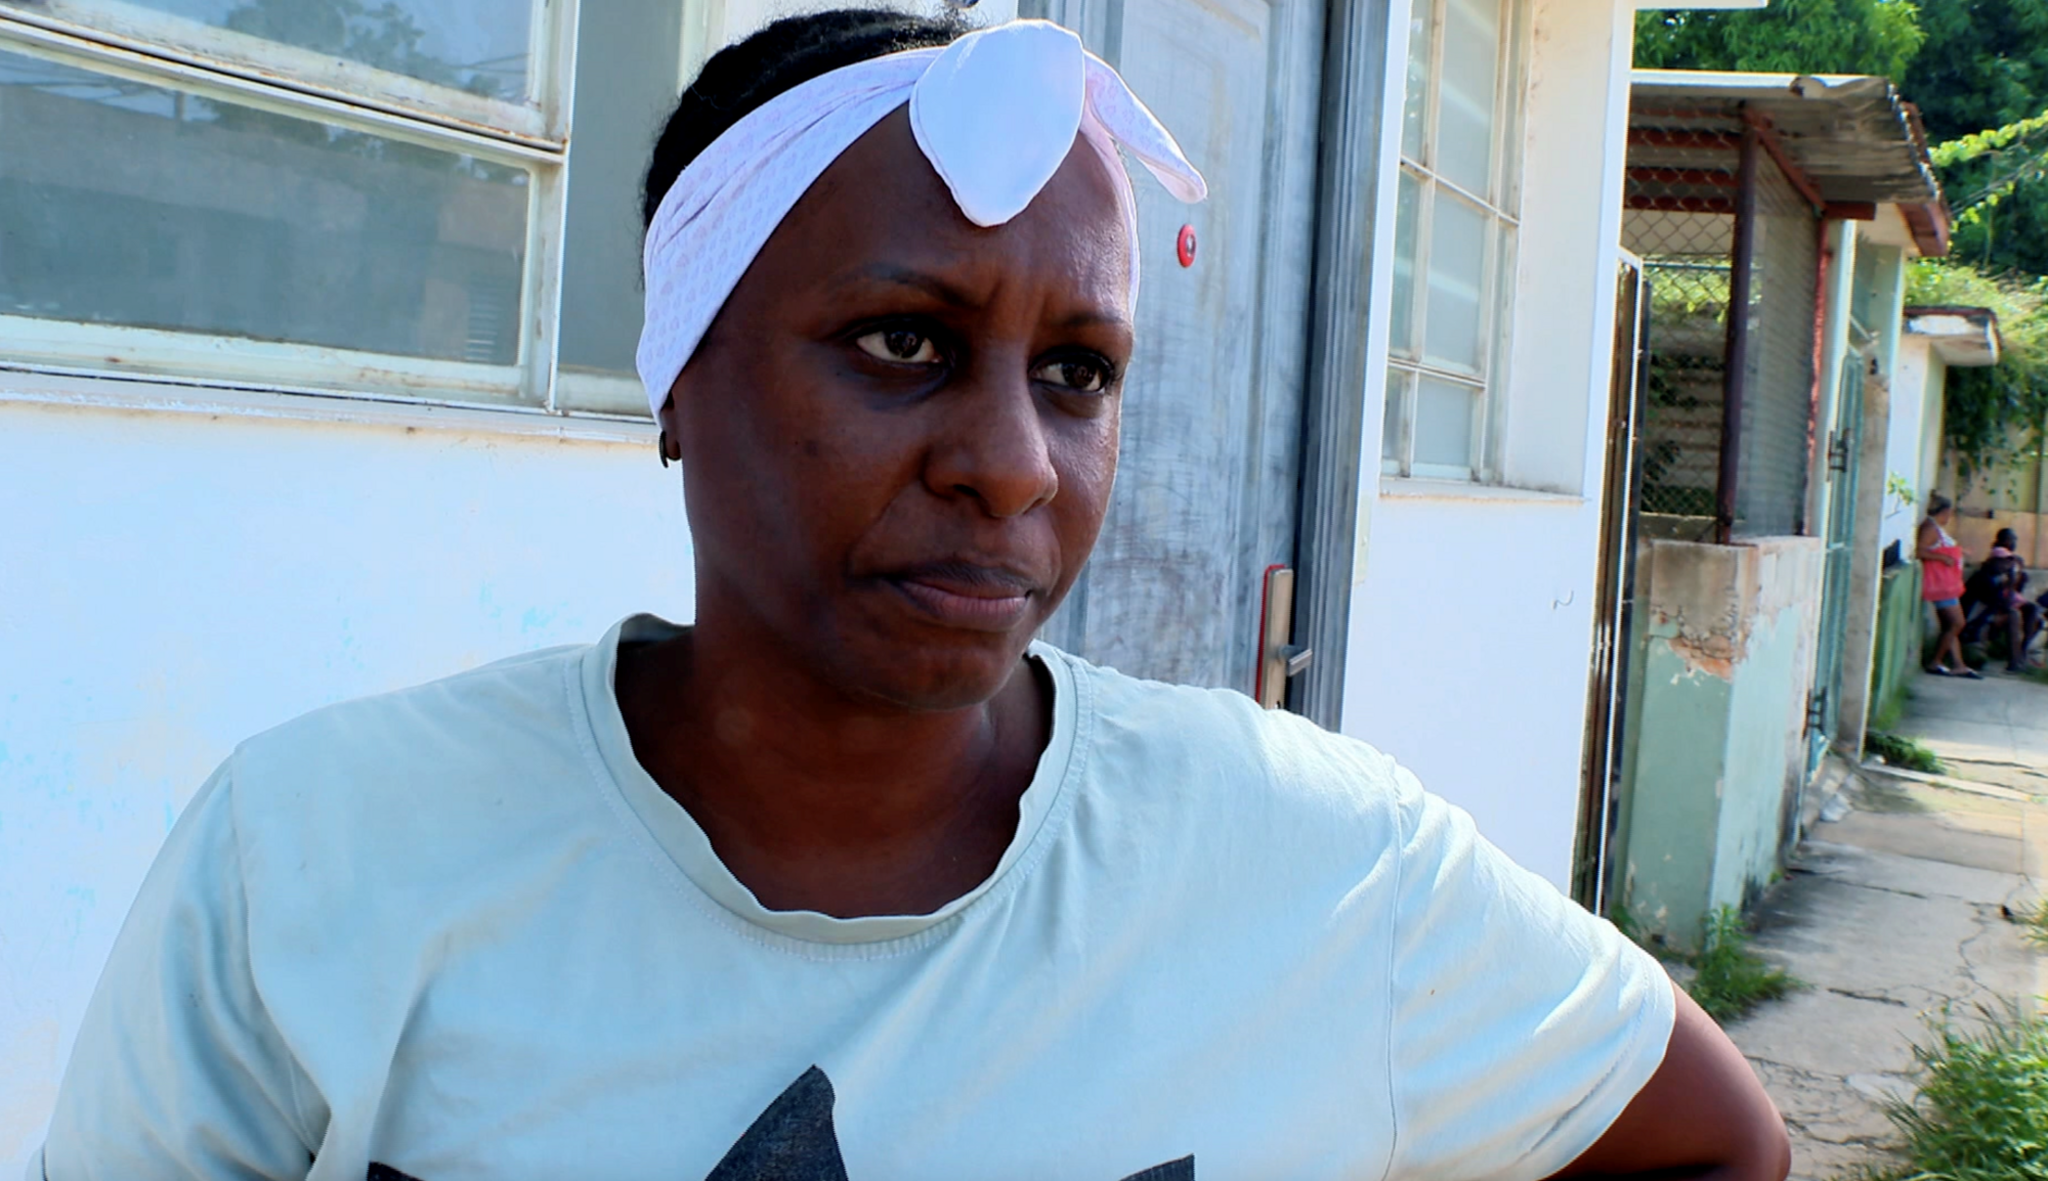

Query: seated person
[1962,528,2040,671]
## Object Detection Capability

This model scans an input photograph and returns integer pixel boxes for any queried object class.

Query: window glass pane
[0,49,529,364]
[559,0,681,395]
[1423,192,1487,372]
[4,0,535,101]
[1399,0,1434,163]
[1436,0,1500,196]
[1414,374,1478,469]
[1390,170,1423,360]
[1382,367,1412,464]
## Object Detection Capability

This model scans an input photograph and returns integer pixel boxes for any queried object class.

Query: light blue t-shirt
[39,614,1672,1180]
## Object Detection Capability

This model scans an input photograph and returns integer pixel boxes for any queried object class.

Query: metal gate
[1809,345,1867,773]
[1576,253,1650,913]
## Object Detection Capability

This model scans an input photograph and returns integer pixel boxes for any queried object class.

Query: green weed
[1866,731,1947,775]
[1872,685,1913,734]
[1686,906,1797,1022]
[2005,902,2048,950]
[1868,1000,2048,1180]
[1610,902,1640,945]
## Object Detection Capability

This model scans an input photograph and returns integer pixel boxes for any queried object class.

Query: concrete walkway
[1722,667,2048,1178]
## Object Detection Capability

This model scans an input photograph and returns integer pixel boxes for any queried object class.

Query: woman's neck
[613,617,1051,918]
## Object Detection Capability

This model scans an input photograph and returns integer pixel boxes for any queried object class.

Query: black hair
[1929,493,1954,517]
[641,8,971,231]
[1997,527,2020,549]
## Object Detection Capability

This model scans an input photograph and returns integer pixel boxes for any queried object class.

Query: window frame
[0,0,574,144]
[1382,0,1529,483]
[0,0,684,422]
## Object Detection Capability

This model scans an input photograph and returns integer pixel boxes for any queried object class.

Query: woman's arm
[42,767,315,1179]
[1916,518,1942,563]
[1546,984,1790,1180]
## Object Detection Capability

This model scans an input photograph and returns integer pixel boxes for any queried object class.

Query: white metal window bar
[0,0,573,145]
[1382,0,1529,482]
[0,0,679,420]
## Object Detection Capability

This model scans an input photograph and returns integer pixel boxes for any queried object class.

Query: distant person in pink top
[1919,494,1976,678]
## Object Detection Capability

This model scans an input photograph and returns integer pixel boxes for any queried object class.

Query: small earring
[658,429,671,469]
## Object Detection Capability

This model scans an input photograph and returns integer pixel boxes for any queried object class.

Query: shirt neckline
[575,613,1083,947]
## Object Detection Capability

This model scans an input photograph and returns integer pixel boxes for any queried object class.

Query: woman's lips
[885,564,1036,632]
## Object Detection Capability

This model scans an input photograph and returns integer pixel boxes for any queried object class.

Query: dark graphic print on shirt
[368,1065,1193,1180]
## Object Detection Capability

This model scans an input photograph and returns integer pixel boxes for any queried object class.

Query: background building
[1610,70,1951,949]
[0,0,1754,1162]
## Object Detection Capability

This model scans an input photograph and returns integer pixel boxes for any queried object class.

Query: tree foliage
[1906,260,2048,485]
[1633,0,1925,80]
[1906,1,2048,272]
[1907,0,2048,140]
[1634,0,2048,493]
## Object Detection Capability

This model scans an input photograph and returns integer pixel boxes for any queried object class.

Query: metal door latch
[1827,430,1853,474]
[1257,565,1311,709]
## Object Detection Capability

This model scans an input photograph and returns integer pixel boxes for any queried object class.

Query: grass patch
[2005,901,2048,950]
[1871,684,1914,734]
[1865,1000,2048,1180]
[1686,905,1797,1022]
[1866,730,1947,775]
[1610,904,1800,1022]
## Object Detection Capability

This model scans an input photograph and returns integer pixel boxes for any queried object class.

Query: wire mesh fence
[1624,132,1737,532]
[1734,154,1819,538]
[1622,119,1819,540]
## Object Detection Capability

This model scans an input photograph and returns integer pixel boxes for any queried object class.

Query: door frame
[1287,0,1396,727]
[1020,0,1391,722]
[1575,252,1650,913]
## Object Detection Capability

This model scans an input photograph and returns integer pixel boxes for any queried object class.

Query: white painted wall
[0,387,691,1172]
[1883,337,1940,555]
[1343,0,1634,886]
[1,0,1640,1160]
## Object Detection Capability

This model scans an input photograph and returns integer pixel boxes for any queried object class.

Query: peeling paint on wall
[1620,535,1826,951]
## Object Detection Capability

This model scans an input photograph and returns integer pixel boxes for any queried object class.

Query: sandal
[1957,667,1986,680]
[1926,665,1954,677]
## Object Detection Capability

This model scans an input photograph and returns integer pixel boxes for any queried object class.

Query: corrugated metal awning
[1629,71,1950,253]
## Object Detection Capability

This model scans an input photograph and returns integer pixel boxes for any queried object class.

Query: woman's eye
[856,328,941,365]
[1032,357,1113,393]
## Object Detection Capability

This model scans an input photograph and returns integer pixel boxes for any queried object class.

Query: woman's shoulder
[244,641,587,759]
[223,641,606,857]
[1041,645,1412,834]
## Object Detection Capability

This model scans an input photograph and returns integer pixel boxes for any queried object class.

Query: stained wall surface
[1619,536,1824,951]
[0,395,692,1170]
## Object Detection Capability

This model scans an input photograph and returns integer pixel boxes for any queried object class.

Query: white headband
[635,19,1208,416]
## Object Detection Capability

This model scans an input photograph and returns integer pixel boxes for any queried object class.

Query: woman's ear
[657,393,684,465]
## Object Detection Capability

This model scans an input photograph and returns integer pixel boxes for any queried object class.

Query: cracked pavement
[1720,668,2048,1179]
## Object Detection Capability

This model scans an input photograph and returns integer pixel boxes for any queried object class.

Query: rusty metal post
[1716,122,1760,545]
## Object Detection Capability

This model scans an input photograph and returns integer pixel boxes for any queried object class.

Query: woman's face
[661,108,1133,711]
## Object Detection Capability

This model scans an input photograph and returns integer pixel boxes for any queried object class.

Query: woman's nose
[922,365,1059,519]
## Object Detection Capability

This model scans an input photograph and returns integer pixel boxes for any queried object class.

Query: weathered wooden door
[1024,0,1326,694]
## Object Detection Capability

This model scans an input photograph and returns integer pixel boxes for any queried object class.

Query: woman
[1919,494,1976,678]
[1962,527,2040,671]
[39,12,1788,1178]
